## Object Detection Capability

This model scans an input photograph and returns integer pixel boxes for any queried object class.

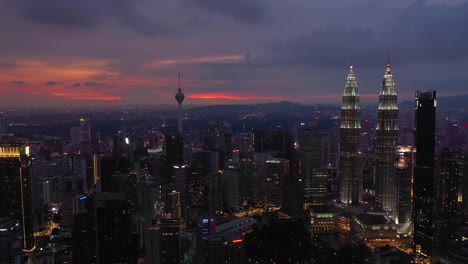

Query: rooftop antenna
[178,72,181,91]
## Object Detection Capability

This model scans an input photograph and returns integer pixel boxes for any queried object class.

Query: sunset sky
[1,0,468,107]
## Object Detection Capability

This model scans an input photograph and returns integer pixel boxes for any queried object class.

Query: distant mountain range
[399,94,468,109]
[186,94,468,117]
[186,101,338,118]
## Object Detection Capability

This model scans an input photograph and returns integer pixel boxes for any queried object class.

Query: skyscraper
[375,60,399,212]
[0,142,33,250]
[394,146,414,236]
[72,192,139,264]
[158,218,181,264]
[165,134,184,165]
[437,147,459,218]
[175,73,185,134]
[339,63,361,205]
[300,121,327,210]
[79,118,91,143]
[265,158,290,208]
[413,90,436,257]
[0,112,6,136]
[223,161,240,209]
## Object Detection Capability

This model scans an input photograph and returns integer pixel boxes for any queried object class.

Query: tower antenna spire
[385,52,392,74]
[175,73,185,134]
[178,72,181,91]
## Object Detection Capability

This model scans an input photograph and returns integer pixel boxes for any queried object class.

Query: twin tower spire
[339,57,398,207]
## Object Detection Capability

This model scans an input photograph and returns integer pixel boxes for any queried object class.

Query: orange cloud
[188,92,284,101]
[142,54,243,69]
[0,59,117,83]
[50,91,121,101]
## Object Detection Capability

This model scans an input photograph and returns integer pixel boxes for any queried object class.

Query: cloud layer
[0,0,467,107]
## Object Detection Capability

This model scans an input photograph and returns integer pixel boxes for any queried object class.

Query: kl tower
[175,73,185,134]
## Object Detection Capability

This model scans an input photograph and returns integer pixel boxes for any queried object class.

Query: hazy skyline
[1,0,468,107]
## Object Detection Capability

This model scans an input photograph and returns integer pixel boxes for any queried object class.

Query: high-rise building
[158,218,181,264]
[202,234,245,264]
[394,146,414,236]
[238,158,257,204]
[253,153,273,202]
[221,121,233,168]
[0,112,6,136]
[413,90,436,257]
[70,127,80,146]
[205,173,223,215]
[185,168,206,231]
[375,60,399,212]
[79,118,91,143]
[339,63,362,205]
[0,218,22,264]
[437,147,459,217]
[223,161,240,210]
[143,218,182,264]
[165,134,184,166]
[265,158,290,208]
[195,216,246,264]
[72,192,139,264]
[0,142,34,250]
[462,150,468,213]
[299,121,327,210]
[175,73,185,134]
[79,117,92,155]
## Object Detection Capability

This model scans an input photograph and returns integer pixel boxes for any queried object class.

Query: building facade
[300,121,327,210]
[339,64,361,204]
[413,90,437,257]
[0,143,34,250]
[437,147,459,218]
[394,146,414,236]
[375,62,399,212]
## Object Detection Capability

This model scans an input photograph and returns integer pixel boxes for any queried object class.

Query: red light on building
[232,239,243,244]
[365,119,369,123]
[463,123,468,128]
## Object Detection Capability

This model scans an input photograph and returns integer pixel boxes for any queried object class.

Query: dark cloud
[11,81,25,85]
[46,81,56,86]
[0,61,15,69]
[15,0,171,35]
[84,82,113,88]
[187,0,269,24]
[271,2,468,69]
[71,83,81,87]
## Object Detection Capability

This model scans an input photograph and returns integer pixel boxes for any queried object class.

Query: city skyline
[1,1,468,107]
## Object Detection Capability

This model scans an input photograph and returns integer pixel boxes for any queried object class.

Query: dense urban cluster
[1,63,468,264]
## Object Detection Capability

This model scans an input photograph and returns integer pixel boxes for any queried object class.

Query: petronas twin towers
[339,64,362,205]
[339,60,399,210]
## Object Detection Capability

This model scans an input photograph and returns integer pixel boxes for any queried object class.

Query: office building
[413,90,437,257]
[0,113,6,136]
[339,63,362,204]
[394,146,414,236]
[0,142,34,250]
[437,147,459,217]
[265,158,289,208]
[0,218,22,264]
[202,234,245,264]
[165,134,184,166]
[72,192,139,264]
[223,161,240,210]
[158,218,181,264]
[375,60,399,212]
[299,121,327,210]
